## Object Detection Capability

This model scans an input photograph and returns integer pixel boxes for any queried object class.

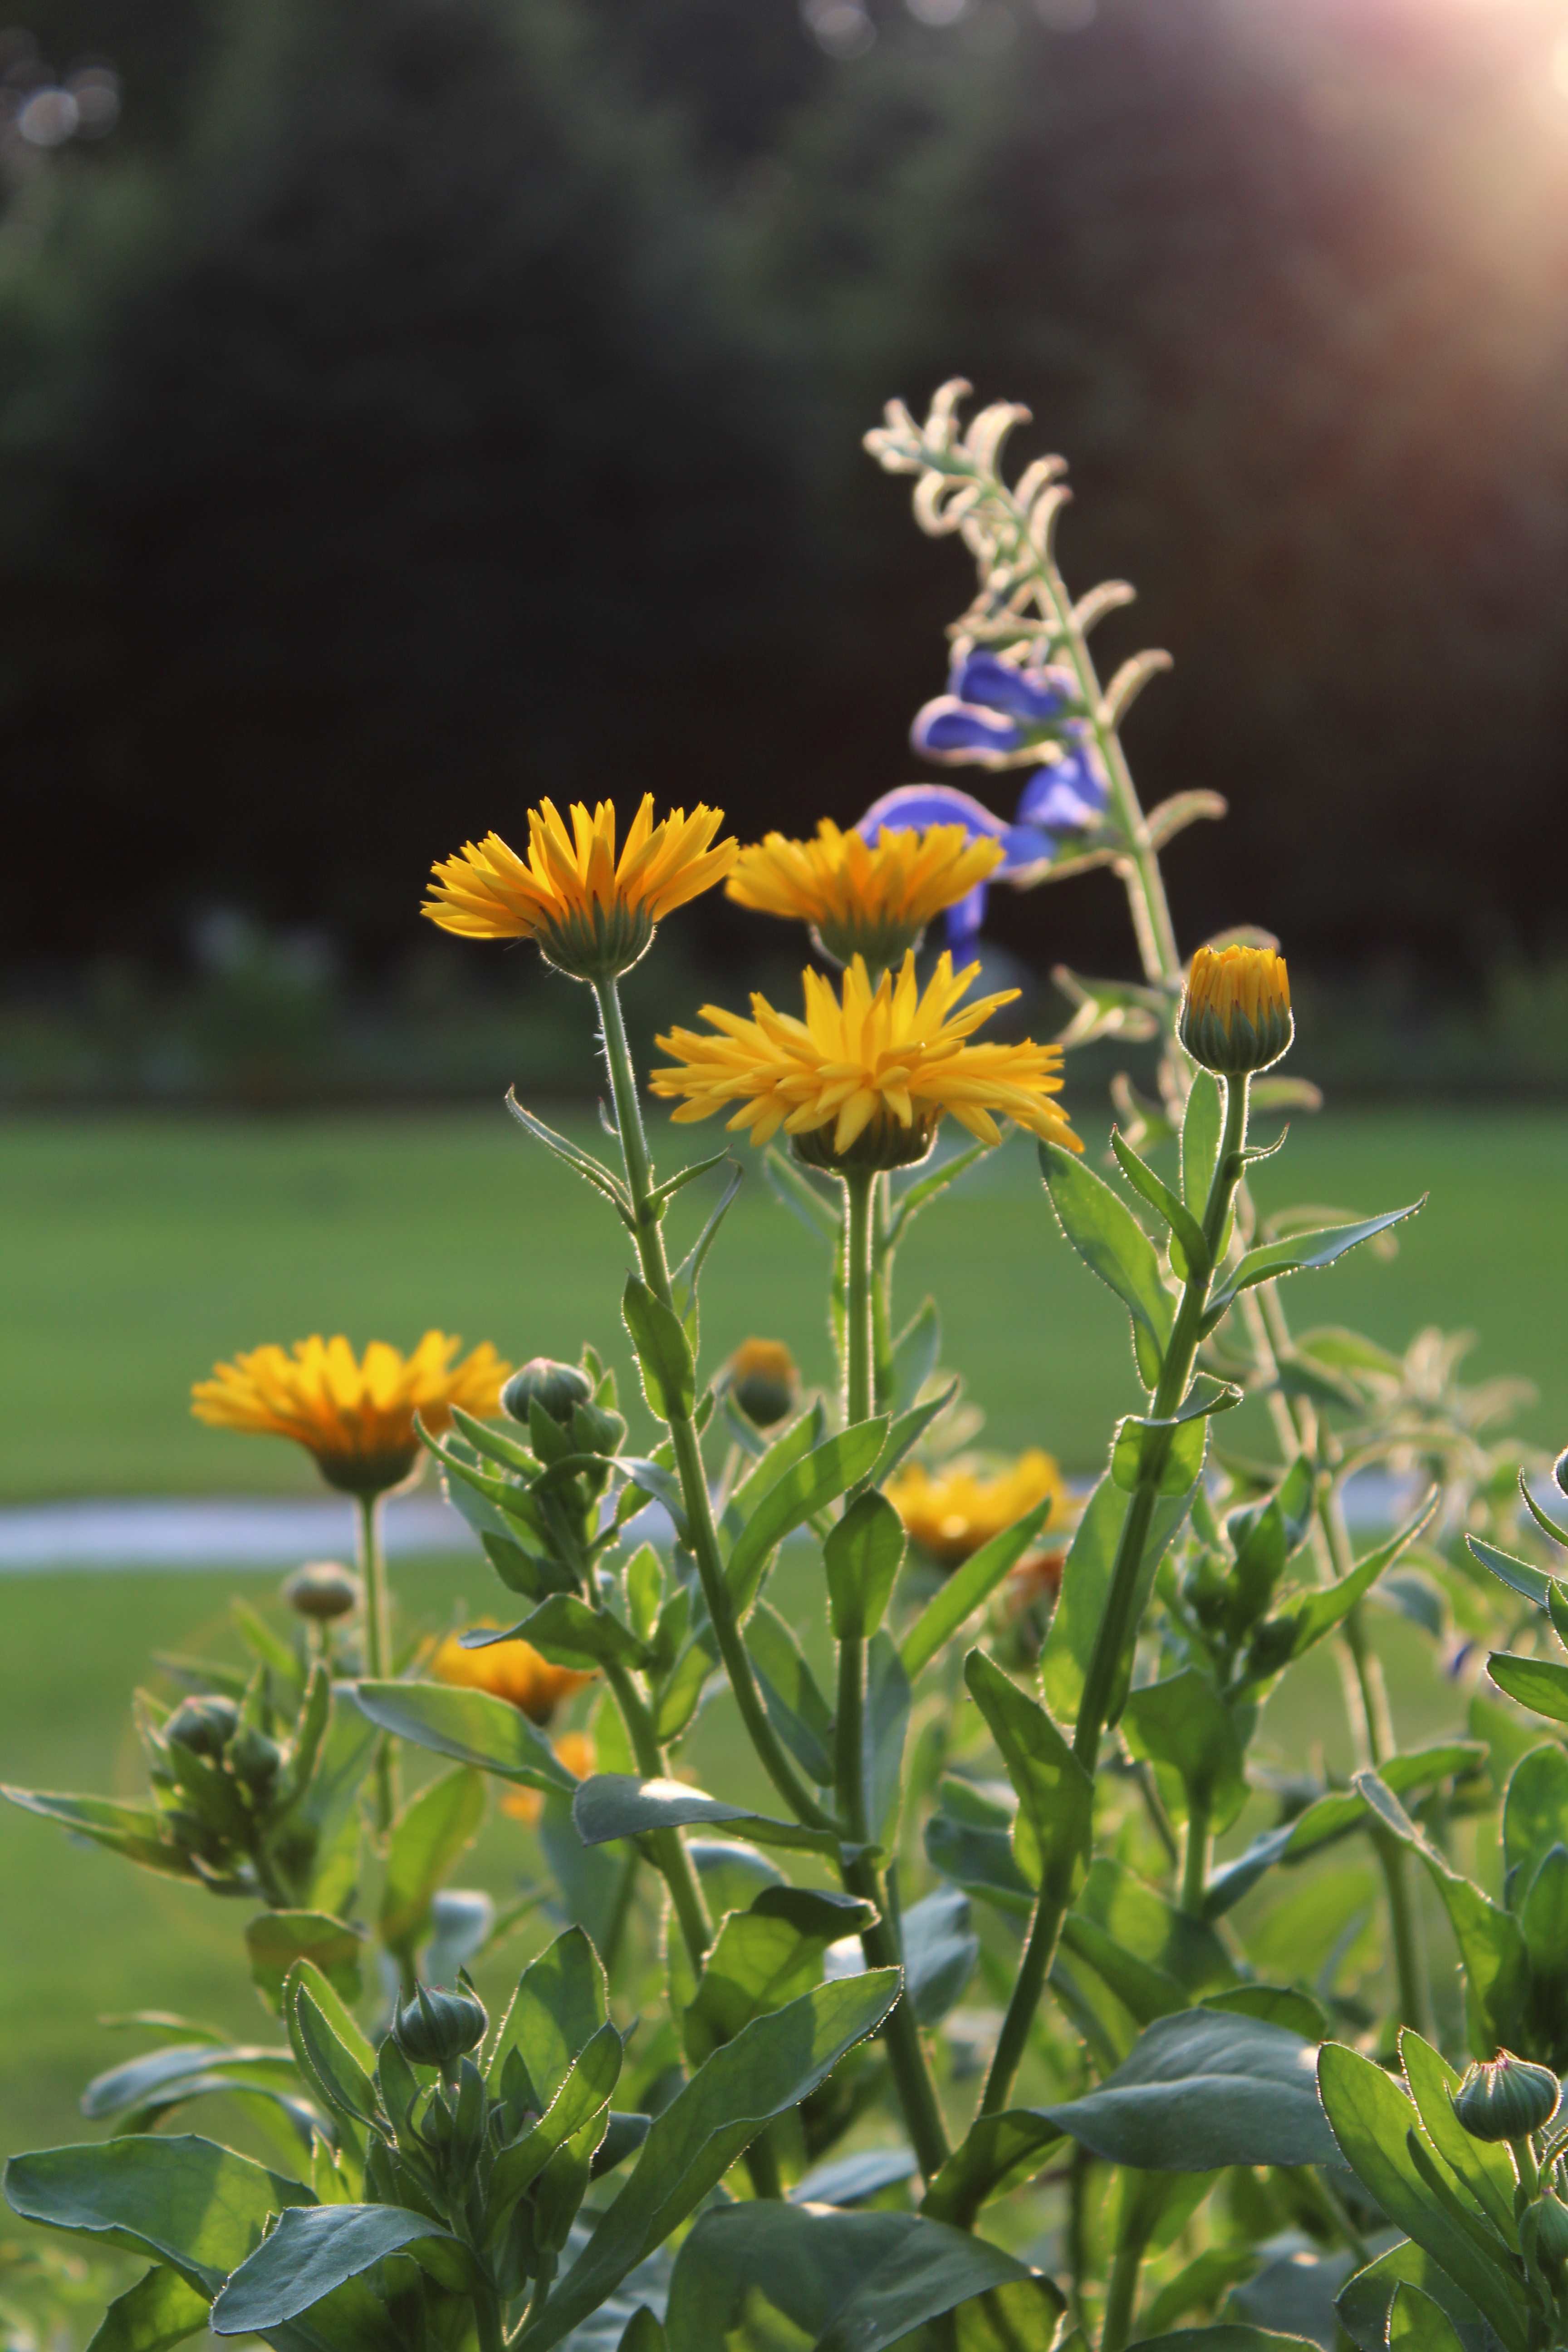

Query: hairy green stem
[1099,2220,1147,2352]
[355,1493,397,1834]
[593,977,839,1838]
[1180,1794,1211,1918]
[601,1655,712,1972]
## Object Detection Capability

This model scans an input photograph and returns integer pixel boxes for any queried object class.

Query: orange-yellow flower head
[191,1333,510,1498]
[651,950,1081,1175]
[726,1338,801,1429]
[502,1730,596,1825]
[887,1449,1076,1571]
[422,794,737,981]
[1180,944,1293,1078]
[725,819,1004,971]
[431,1627,595,1725]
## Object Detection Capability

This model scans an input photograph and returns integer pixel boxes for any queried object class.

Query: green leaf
[1205,1743,1486,1916]
[1110,1381,1238,1496]
[1352,1772,1529,2049]
[901,1886,979,2026]
[1181,1071,1224,1212]
[0,1788,198,1880]
[825,1491,906,1641]
[722,1404,825,1538]
[379,1767,484,1959]
[1041,1472,1196,1725]
[350,1681,576,1790]
[1261,1490,1440,1671]
[746,1605,835,1788]
[924,1790,1034,1920]
[890,1296,942,1409]
[921,2112,1063,2227]
[1398,2031,1518,2240]
[1041,1140,1174,1386]
[86,2264,212,2352]
[1337,2245,1489,2352]
[622,1277,697,1421]
[901,1501,1054,1681]
[505,1594,650,1671]
[1039,2009,1336,2170]
[1519,1472,1568,1553]
[1122,1669,1248,1834]
[964,1651,1093,1889]
[246,1913,363,2011]
[1504,1742,1568,1883]
[1063,1859,1235,2022]
[725,1418,889,1613]
[4,2136,313,2294]
[1134,2333,1317,2352]
[209,2204,473,2335]
[485,2020,624,2218]
[1112,1129,1212,1281]
[1488,1651,1568,1723]
[1465,1535,1554,1609]
[1316,2043,1527,2352]
[287,1959,376,2076]
[864,1632,911,1843]
[487,1927,608,2107]
[1388,2284,1473,2352]
[669,1163,743,1336]
[573,1774,839,1859]
[288,1974,377,2133]
[872,1380,960,1486]
[683,1887,871,2067]
[505,1091,633,1221]
[889,1143,990,1241]
[79,2043,298,2127]
[663,2201,1058,2352]
[1225,1457,1316,1622]
[518,1973,902,2352]
[1207,1200,1425,1318]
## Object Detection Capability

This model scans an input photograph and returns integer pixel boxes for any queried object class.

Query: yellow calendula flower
[1180,943,1293,1078]
[651,950,1081,1174]
[191,1332,510,1498]
[422,794,737,981]
[725,819,1004,970]
[726,1338,800,1429]
[502,1730,596,1827]
[431,1627,595,1725]
[888,1449,1076,1571]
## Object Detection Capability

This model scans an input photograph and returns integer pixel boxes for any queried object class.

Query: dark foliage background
[5,0,1568,1003]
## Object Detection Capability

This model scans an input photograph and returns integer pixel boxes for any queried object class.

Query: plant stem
[355,1492,397,1834]
[981,1074,1250,2118]
[1180,1794,1211,1917]
[1515,2135,1541,2200]
[593,977,839,1838]
[871,1174,897,1416]
[1099,2221,1147,2352]
[601,1654,712,1971]
[473,2283,506,2352]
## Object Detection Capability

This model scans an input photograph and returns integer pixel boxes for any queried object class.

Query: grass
[0,1103,1563,2173]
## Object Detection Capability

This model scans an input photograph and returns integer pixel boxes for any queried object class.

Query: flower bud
[1180,944,1293,1078]
[1554,1447,1568,1501]
[282,1561,363,1622]
[1452,2052,1560,2141]
[1526,2192,1568,2271]
[392,1980,488,2070]
[501,1358,592,1428]
[227,1725,283,1792]
[727,1339,800,1430]
[164,1695,240,1759]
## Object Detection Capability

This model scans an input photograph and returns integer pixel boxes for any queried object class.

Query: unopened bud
[501,1358,591,1428]
[1180,944,1293,1078]
[1554,1447,1568,1501]
[164,1695,240,1759]
[392,1980,488,2070]
[1527,2192,1568,2271]
[1452,2052,1560,2142]
[227,1725,283,1791]
[728,1339,800,1430]
[282,1561,362,1622]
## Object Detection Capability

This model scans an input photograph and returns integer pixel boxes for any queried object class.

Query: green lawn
[4,1105,1567,1495]
[0,1104,1561,2175]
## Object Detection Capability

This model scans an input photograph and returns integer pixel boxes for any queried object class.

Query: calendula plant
[6,386,1568,2352]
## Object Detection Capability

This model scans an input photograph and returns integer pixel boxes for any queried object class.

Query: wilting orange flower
[725,819,1003,969]
[431,1627,594,1725]
[422,795,736,980]
[887,1449,1075,1571]
[651,951,1080,1172]
[191,1333,510,1497]
[726,1338,800,1428]
[501,1731,595,1827]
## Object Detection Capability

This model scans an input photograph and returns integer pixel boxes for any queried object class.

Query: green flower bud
[570,1398,626,1458]
[282,1560,363,1622]
[1179,944,1293,1078]
[1554,1447,1568,1501]
[164,1695,240,1759]
[227,1725,284,1791]
[501,1359,592,1428]
[392,1980,488,2070]
[1526,2192,1568,2271]
[1452,2052,1560,2142]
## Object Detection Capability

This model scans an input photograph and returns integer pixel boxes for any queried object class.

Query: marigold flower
[725,818,1004,970]
[726,1338,800,1429]
[651,950,1081,1173]
[431,1626,595,1725]
[422,794,736,981]
[887,1449,1075,1571]
[1180,944,1293,1077]
[191,1333,510,1498]
[501,1731,596,1827]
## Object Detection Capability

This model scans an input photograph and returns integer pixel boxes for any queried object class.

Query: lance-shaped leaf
[724,1418,889,1613]
[86,2261,213,2352]
[825,1491,906,1642]
[1398,2031,1518,2240]
[964,1651,1092,1889]
[0,1788,199,1880]
[487,2020,624,2218]
[901,1499,1053,1681]
[288,1970,377,2133]
[1061,1860,1235,2026]
[1255,1490,1440,1676]
[1337,2244,1489,2352]
[478,1594,649,1673]
[351,1681,576,1791]
[1317,2043,1527,2352]
[487,1926,608,2107]
[1205,1200,1425,1322]
[746,1605,835,1788]
[922,2111,1064,2227]
[669,1162,743,1338]
[80,2043,300,2130]
[1041,1471,1196,1724]
[379,1767,485,1960]
[1182,1070,1223,1210]
[1039,2008,1336,2171]
[246,1912,363,2010]
[1487,1651,1568,1725]
[872,1381,959,1486]
[663,2200,1060,2352]
[722,1404,826,1539]
[1204,1742,1486,1917]
[209,2203,476,2335]
[622,1277,697,1422]
[1122,1669,1249,1835]
[1110,1378,1239,1498]
[506,1092,633,1220]
[1111,1130,1212,1281]
[1134,2333,1318,2352]
[573,1774,840,1859]
[683,1887,873,2067]
[1041,1141,1174,1388]
[1352,1772,1529,2050]
[924,1782,1033,1919]
[902,1886,980,2026]
[517,1972,901,2352]
[4,2136,314,2295]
